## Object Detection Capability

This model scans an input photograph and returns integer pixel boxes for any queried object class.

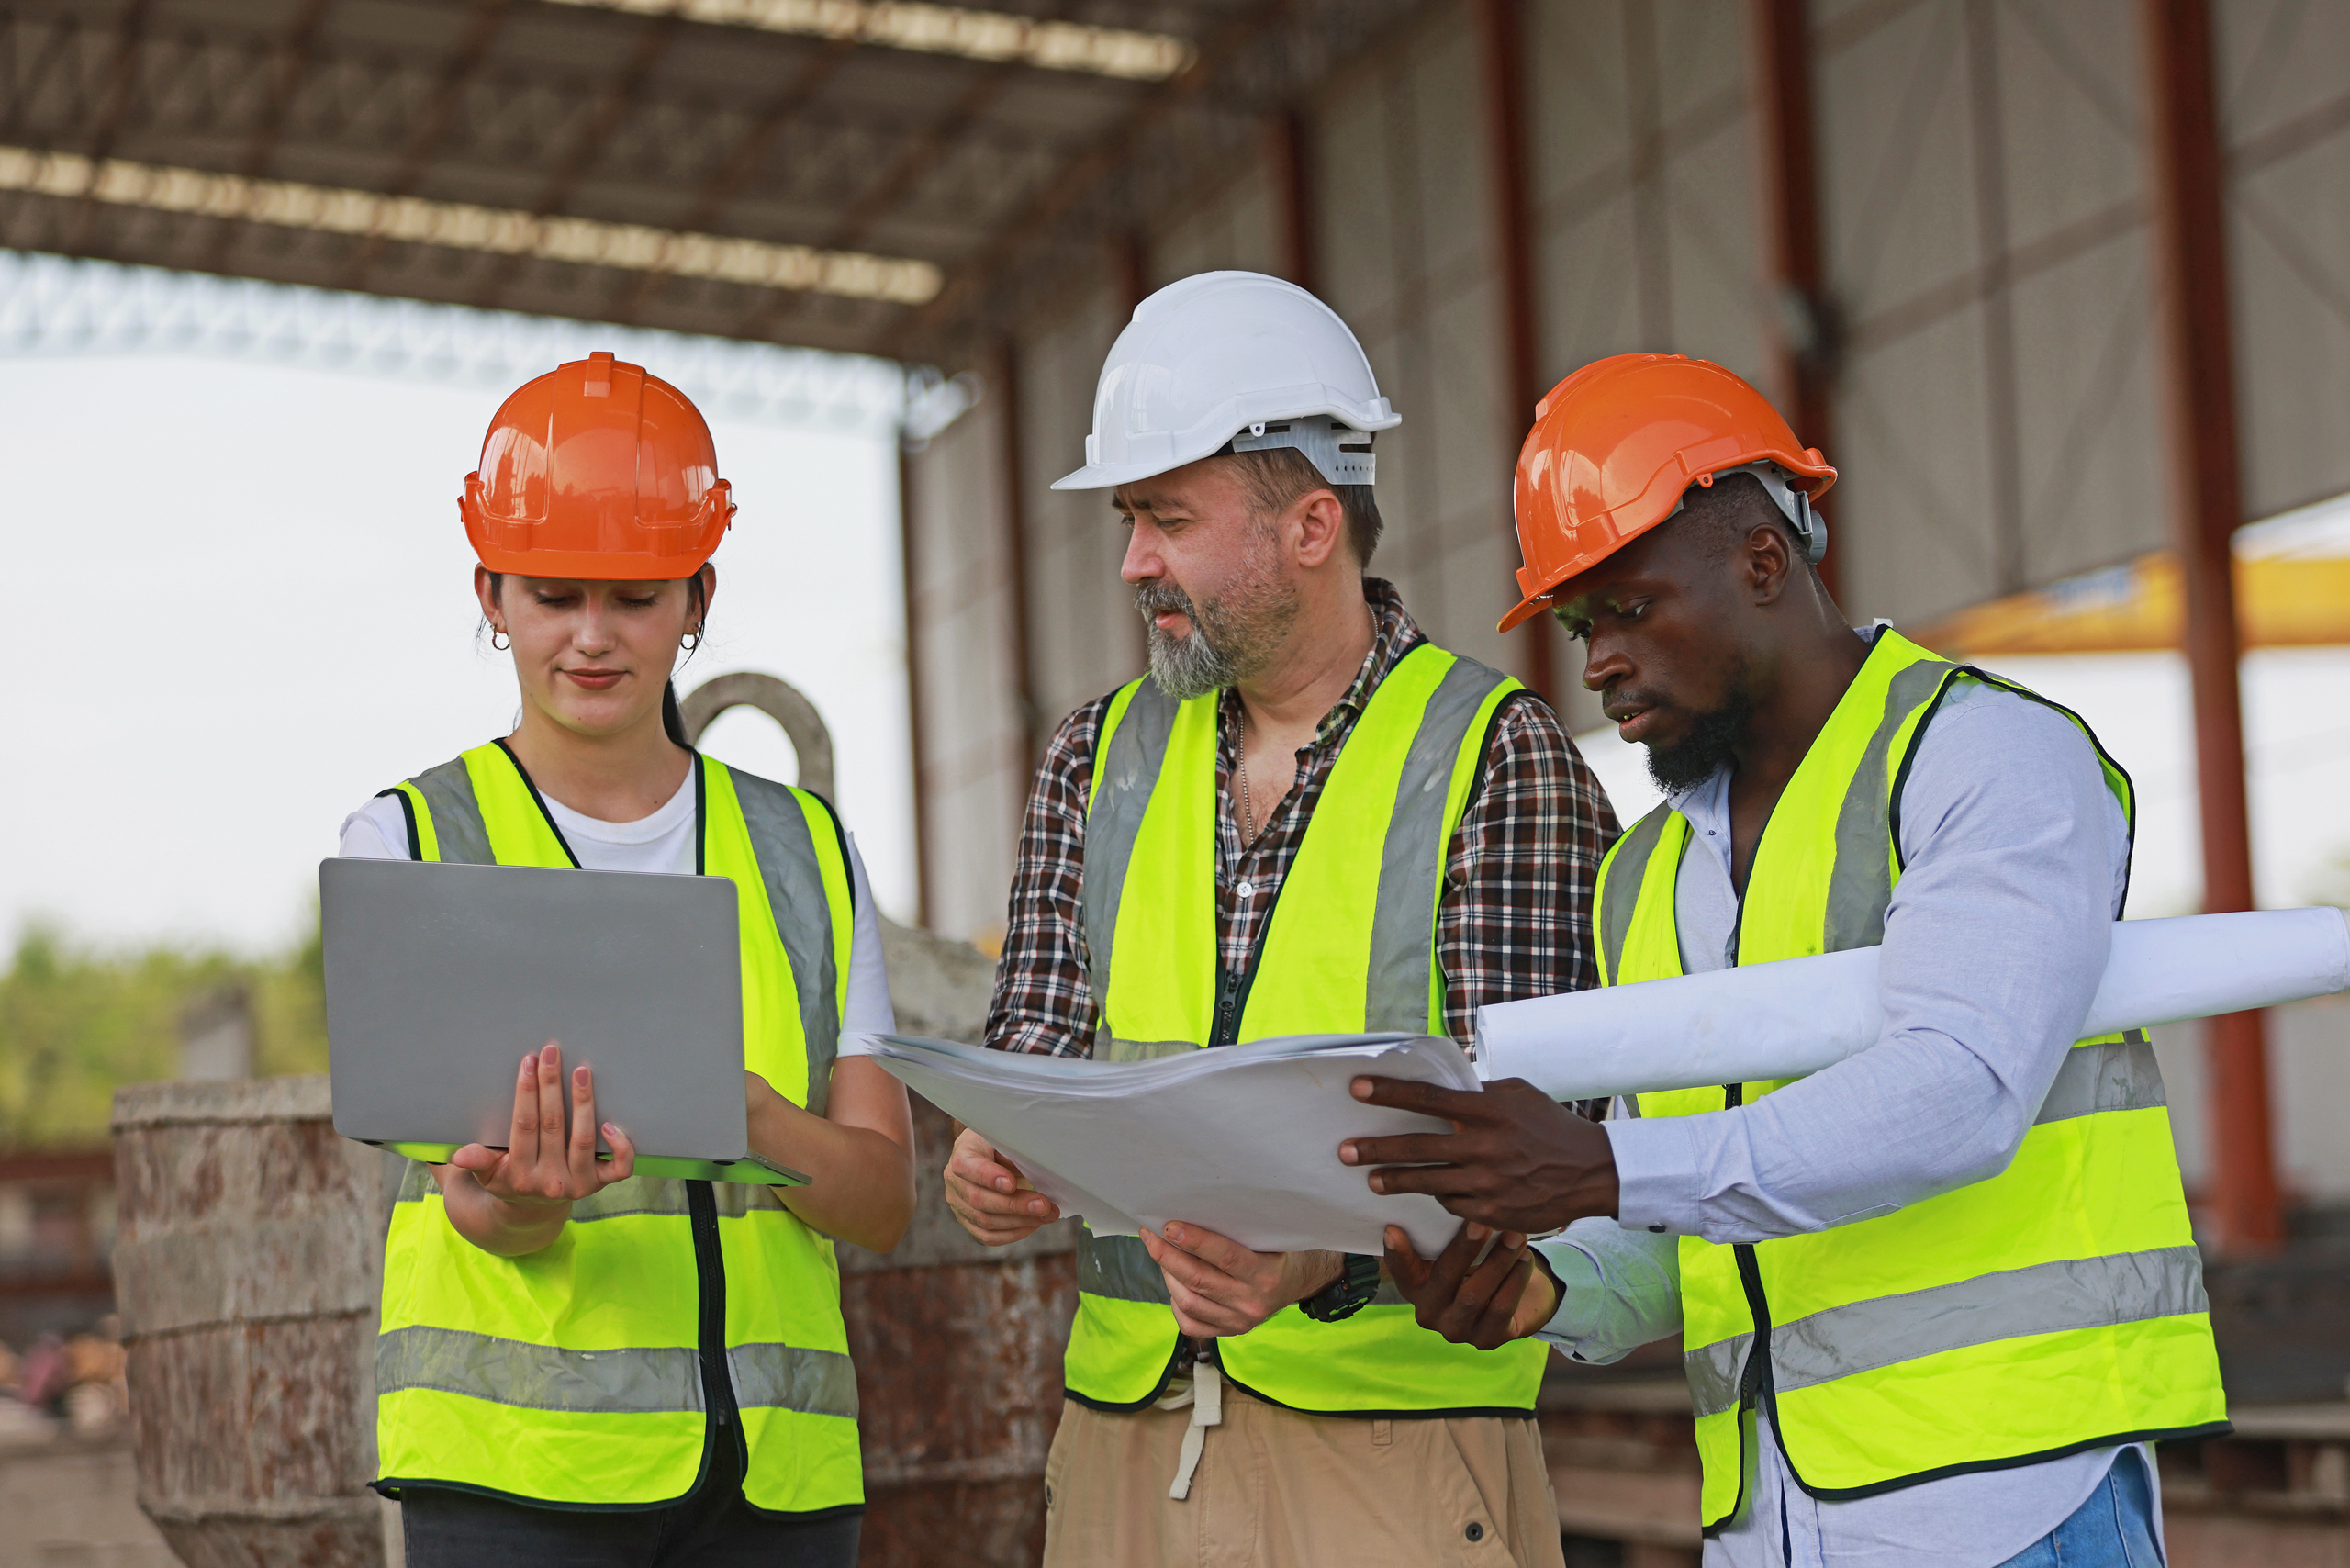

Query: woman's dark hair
[482,570,708,749]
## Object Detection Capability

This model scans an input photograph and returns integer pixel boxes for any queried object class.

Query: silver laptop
[322,857,807,1185]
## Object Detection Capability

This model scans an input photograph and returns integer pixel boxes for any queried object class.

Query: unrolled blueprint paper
[1476,907,2350,1103]
[844,1031,1482,1257]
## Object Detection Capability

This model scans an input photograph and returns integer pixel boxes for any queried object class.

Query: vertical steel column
[995,339,1043,775]
[896,435,933,929]
[1748,0,1841,600]
[1266,107,1317,293]
[1473,0,1556,703]
[2141,0,2282,1249]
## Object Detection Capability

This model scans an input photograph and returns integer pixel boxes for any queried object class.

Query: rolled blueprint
[1474,907,2350,1103]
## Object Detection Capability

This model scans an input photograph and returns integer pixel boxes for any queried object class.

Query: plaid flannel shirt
[982,579,1618,1059]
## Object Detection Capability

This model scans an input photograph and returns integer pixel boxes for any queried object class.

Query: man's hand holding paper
[1141,1226,1342,1338]
[942,1126,1062,1245]
[1339,1074,1618,1235]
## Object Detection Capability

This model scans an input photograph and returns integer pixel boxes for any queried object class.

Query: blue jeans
[1994,1449,2163,1567]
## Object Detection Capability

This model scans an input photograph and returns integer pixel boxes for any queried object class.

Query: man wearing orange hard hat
[337,352,915,1566]
[1343,354,2225,1565]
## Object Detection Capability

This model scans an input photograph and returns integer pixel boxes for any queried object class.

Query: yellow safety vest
[1067,643,1550,1414]
[1592,630,2228,1527]
[372,741,862,1514]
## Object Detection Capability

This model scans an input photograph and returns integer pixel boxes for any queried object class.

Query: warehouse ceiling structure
[0,0,1418,361]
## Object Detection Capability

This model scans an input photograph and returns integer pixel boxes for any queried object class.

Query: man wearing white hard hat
[941,271,1617,1565]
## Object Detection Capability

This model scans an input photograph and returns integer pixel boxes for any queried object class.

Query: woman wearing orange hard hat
[335,351,911,1566]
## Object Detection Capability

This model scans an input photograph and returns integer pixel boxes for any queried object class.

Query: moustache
[1602,687,1671,721]
[1134,580,1197,624]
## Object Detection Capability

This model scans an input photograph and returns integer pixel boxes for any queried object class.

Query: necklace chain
[1236,711,1257,846]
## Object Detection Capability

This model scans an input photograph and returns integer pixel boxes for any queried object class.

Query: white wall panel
[2005,233,2165,590]
[1151,162,1282,287]
[1526,0,1761,728]
[1819,6,1984,323]
[903,386,1024,938]
[1816,0,2178,626]
[1018,281,1143,729]
[1832,306,1998,627]
[2219,0,2350,521]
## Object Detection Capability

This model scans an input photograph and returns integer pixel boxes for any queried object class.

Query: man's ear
[1745,520,1796,606]
[1291,487,1349,570]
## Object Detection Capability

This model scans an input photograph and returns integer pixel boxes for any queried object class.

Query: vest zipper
[1197,780,1294,1384]
[1210,965,1248,1048]
[1208,865,1287,1048]
[687,1180,744,1468]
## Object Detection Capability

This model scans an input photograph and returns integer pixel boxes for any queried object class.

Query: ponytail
[662,679,691,748]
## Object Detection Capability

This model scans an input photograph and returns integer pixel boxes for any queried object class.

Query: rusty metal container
[110,1075,397,1568]
[845,921,1074,1567]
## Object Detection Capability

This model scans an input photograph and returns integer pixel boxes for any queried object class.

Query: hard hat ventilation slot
[1227,416,1379,487]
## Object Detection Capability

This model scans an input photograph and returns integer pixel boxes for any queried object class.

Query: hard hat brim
[472,543,724,582]
[1051,458,1171,491]
[1496,592,1553,634]
[1494,456,1836,633]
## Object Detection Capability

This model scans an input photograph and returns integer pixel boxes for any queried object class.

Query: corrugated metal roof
[0,0,1432,361]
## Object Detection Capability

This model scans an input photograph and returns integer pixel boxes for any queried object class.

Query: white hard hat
[1051,270,1400,492]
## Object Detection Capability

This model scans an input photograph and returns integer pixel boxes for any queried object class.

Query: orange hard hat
[1497,353,1835,632]
[461,350,734,580]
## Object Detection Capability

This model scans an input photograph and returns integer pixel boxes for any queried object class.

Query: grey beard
[1146,610,1242,700]
[1134,532,1296,701]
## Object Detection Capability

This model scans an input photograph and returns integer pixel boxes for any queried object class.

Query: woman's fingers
[534,1044,567,1180]
[599,1121,636,1186]
[508,1051,541,1167]
[566,1063,603,1193]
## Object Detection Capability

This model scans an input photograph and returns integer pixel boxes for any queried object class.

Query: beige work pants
[1041,1388,1566,1568]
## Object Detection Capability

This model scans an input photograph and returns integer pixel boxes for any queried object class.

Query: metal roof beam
[471,7,688,311]
[884,2,1290,360]
[741,0,1086,341]
[65,0,153,254]
[203,0,336,274]
[605,36,859,323]
[340,0,517,292]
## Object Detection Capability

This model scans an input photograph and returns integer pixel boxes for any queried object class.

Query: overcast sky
[0,349,912,955]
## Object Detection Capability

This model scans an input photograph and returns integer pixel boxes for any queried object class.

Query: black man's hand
[1382,1221,1558,1350]
[1338,1074,1618,1234]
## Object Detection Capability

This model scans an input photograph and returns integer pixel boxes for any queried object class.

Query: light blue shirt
[1536,672,2159,1567]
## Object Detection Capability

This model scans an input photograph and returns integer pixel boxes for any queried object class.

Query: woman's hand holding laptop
[435,1041,637,1258]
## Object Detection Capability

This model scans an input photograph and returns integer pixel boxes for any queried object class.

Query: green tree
[0,917,329,1150]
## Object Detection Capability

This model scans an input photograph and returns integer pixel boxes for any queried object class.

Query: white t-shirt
[338,765,896,1036]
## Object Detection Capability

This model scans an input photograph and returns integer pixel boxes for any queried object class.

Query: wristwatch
[1299,1253,1381,1323]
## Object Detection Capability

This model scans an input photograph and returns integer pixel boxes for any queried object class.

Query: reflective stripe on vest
[1066,644,1550,1416]
[375,742,861,1513]
[1596,630,2227,1524]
